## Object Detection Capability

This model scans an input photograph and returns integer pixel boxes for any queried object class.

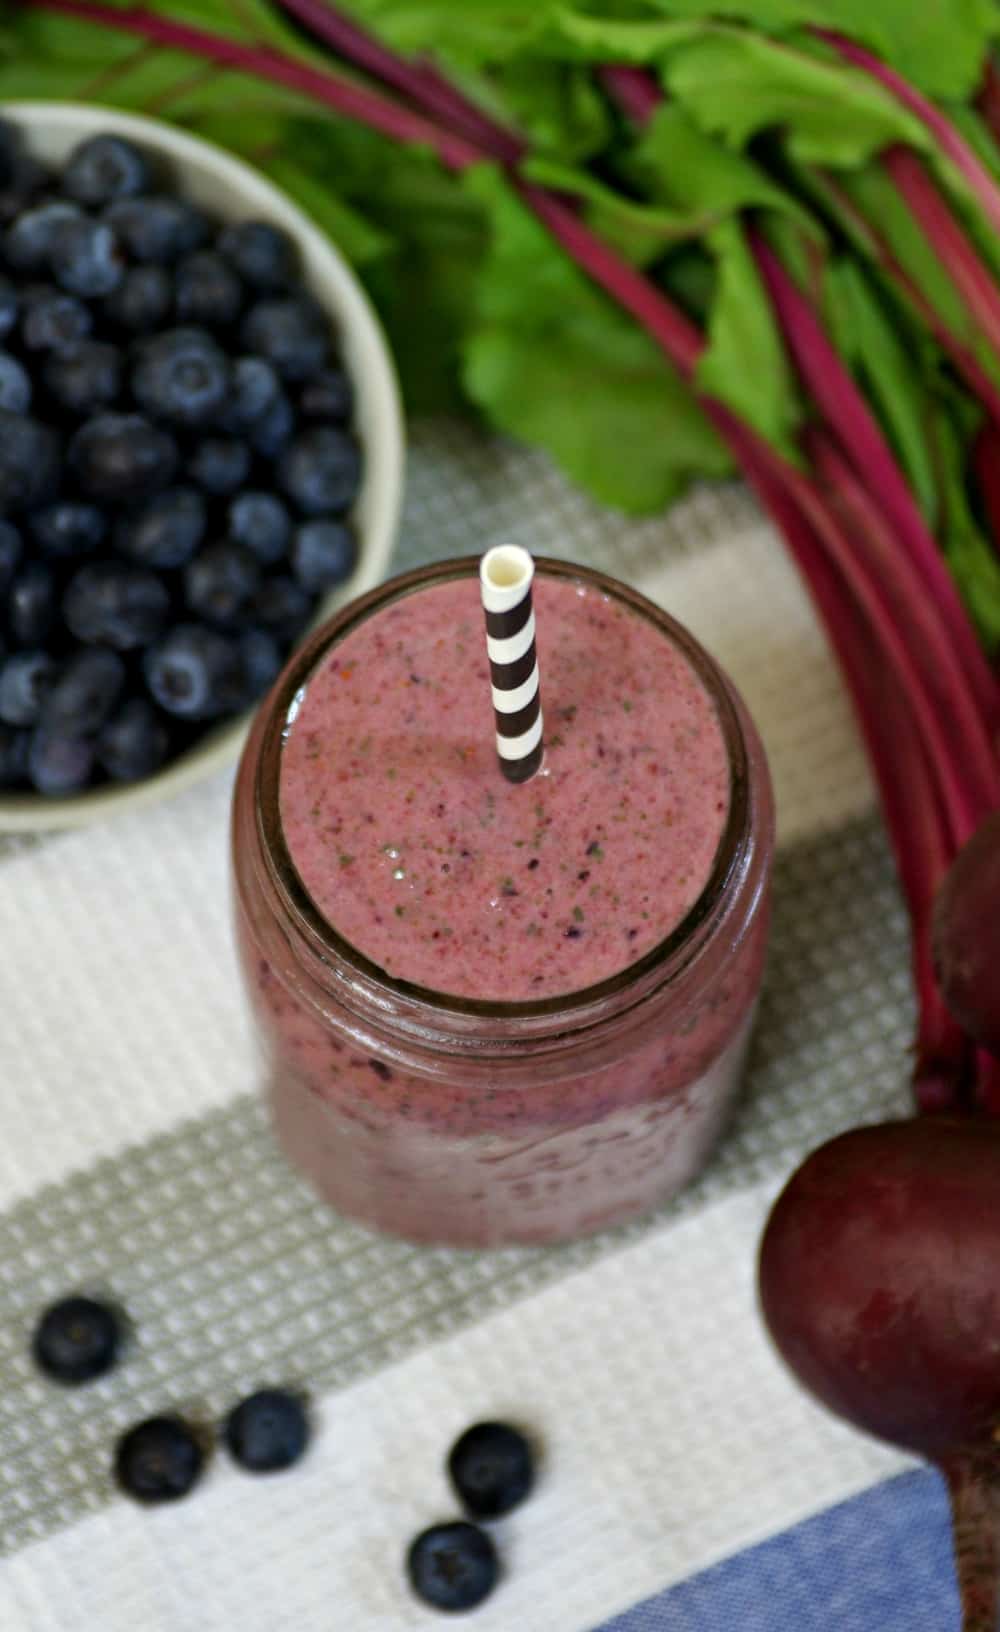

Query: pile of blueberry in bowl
[0,105,402,827]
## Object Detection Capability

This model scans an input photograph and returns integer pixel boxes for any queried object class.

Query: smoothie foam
[279,574,730,1002]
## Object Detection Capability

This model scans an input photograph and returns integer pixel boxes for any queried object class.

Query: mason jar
[231,558,774,1247]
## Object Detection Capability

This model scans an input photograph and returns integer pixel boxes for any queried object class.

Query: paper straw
[480,545,544,784]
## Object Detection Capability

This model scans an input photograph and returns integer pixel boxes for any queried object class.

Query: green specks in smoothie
[587,841,604,860]
[395,905,405,918]
[559,704,577,724]
[500,877,518,898]
[622,700,633,713]
[338,853,355,869]
[572,906,585,923]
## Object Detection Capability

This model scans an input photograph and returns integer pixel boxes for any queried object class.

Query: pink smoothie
[279,575,730,1000]
[233,560,773,1246]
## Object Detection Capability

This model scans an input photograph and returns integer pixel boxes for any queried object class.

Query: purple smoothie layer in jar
[279,575,731,1001]
[231,558,775,1247]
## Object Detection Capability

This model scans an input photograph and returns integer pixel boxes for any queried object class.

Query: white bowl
[0,102,405,831]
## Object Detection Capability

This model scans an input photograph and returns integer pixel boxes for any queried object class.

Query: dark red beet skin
[759,1118,1000,1461]
[932,811,1000,1056]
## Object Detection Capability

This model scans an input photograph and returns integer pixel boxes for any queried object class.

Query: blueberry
[63,134,150,207]
[249,389,294,458]
[184,541,259,627]
[406,1523,499,1613]
[4,200,81,273]
[20,286,92,352]
[69,413,178,503]
[144,624,243,719]
[98,697,170,782]
[290,519,357,593]
[300,368,353,424]
[0,276,18,340]
[0,415,60,513]
[103,264,172,334]
[44,647,125,735]
[447,1422,535,1520]
[105,194,209,264]
[28,728,95,795]
[0,724,29,787]
[250,575,313,642]
[218,221,297,292]
[31,501,107,560]
[241,296,329,381]
[175,250,243,328]
[132,327,231,427]
[220,355,280,432]
[0,519,22,587]
[224,1388,310,1473]
[115,1416,204,1505]
[228,491,291,565]
[239,628,283,701]
[64,561,170,651]
[7,561,57,646]
[42,340,122,415]
[115,485,205,569]
[278,426,362,517]
[0,351,30,412]
[32,1295,121,1384]
[0,651,58,726]
[187,437,251,496]
[49,215,124,298]
[0,151,52,227]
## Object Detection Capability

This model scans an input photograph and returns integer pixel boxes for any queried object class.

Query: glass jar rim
[255,555,751,1029]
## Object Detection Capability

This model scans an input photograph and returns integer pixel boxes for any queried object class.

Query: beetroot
[760,1118,1000,1629]
[760,1119,1000,1458]
[933,812,1000,1057]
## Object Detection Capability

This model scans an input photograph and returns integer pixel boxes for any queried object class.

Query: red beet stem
[272,0,524,160]
[973,417,1000,570]
[883,146,1000,360]
[804,427,996,838]
[814,28,1000,241]
[942,1450,1000,1632]
[514,180,705,377]
[814,167,1000,430]
[751,230,1000,746]
[25,0,484,170]
[598,64,662,128]
[718,414,968,1109]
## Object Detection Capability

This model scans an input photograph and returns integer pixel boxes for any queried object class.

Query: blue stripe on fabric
[595,1469,956,1631]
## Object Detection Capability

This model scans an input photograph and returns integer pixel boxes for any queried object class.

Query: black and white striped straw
[480,545,544,784]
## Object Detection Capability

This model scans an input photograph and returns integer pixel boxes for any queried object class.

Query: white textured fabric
[1,1184,907,1632]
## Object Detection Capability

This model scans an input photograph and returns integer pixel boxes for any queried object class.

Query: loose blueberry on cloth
[0,119,362,796]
